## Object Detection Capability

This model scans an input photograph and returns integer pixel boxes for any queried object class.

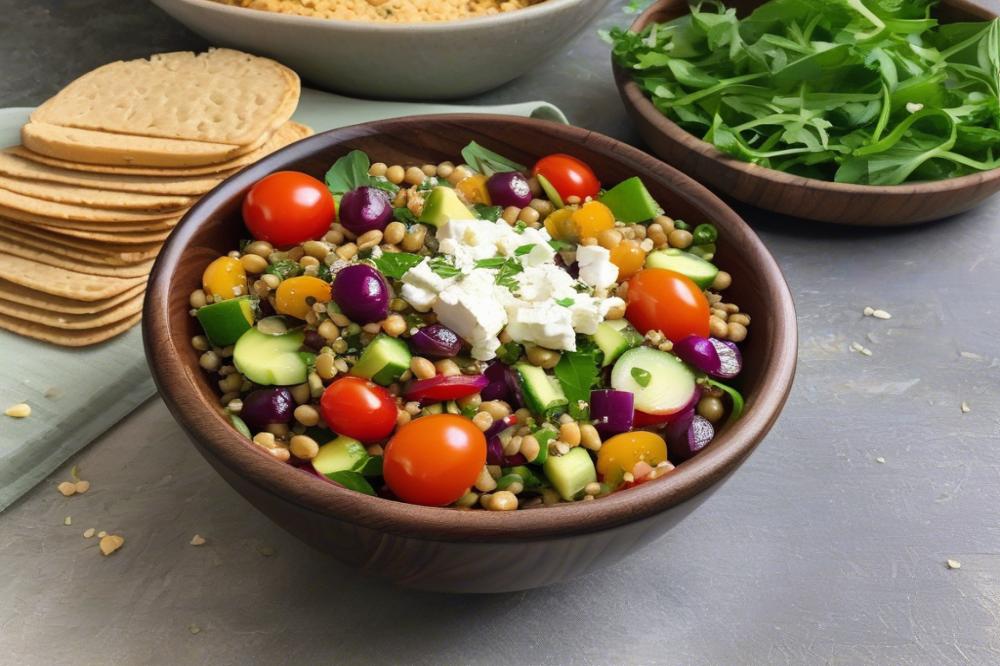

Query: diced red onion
[481,361,512,402]
[666,410,714,463]
[710,338,742,379]
[672,335,722,375]
[589,389,634,437]
[403,374,489,402]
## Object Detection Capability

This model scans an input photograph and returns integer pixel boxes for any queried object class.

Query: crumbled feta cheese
[576,244,619,290]
[434,271,508,361]
[506,302,577,351]
[516,264,577,302]
[400,258,457,312]
[520,241,556,268]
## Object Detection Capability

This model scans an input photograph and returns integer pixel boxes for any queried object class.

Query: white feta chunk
[516,264,577,303]
[576,244,619,290]
[505,302,577,351]
[434,271,508,361]
[399,258,457,312]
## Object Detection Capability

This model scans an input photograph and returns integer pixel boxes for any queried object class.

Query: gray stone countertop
[1,1,999,664]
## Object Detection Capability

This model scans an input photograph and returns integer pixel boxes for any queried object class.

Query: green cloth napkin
[0,91,566,511]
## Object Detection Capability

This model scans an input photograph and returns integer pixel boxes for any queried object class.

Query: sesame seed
[872,309,892,320]
[946,559,961,570]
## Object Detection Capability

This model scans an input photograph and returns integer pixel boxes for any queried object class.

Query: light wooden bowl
[613,0,1000,226]
[144,115,797,592]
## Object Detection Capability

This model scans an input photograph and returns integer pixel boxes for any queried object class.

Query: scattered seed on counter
[83,528,96,539]
[5,402,31,418]
[99,534,125,556]
[74,480,91,494]
[946,559,961,570]
[63,516,72,526]
[960,402,971,414]
[863,306,874,316]
[875,456,886,464]
[97,530,107,538]
[190,534,206,546]
[872,309,892,320]
[850,342,873,356]
[189,624,202,635]
[56,481,76,497]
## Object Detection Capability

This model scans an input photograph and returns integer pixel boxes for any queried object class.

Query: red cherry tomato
[383,414,486,506]
[320,376,396,443]
[532,154,600,202]
[242,171,335,247]
[625,268,710,341]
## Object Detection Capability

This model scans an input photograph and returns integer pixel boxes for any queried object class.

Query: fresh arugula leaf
[609,2,1000,185]
[372,252,423,280]
[460,141,527,176]
[554,343,601,419]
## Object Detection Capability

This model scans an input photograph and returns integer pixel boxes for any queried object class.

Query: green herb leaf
[548,239,572,251]
[554,344,601,417]
[265,259,302,281]
[496,341,524,365]
[372,252,423,280]
[474,257,508,269]
[473,203,504,221]
[514,243,536,256]
[631,367,652,387]
[495,258,524,290]
[429,256,462,278]
[555,297,575,307]
[393,207,418,226]
[707,378,745,426]
[460,141,527,176]
[325,150,400,196]
[324,470,377,496]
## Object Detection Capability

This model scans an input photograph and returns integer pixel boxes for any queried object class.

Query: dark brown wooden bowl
[143,115,797,593]
[613,0,1000,226]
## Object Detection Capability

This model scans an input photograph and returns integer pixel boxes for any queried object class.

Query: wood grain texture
[614,0,1000,227]
[143,116,798,590]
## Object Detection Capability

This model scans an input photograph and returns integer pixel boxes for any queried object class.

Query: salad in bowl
[188,142,750,511]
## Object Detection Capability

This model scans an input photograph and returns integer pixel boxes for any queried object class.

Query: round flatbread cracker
[30,224,173,244]
[0,237,155,278]
[0,174,193,211]
[0,252,145,301]
[0,291,143,329]
[0,220,161,263]
[0,278,144,314]
[0,187,180,222]
[0,310,141,347]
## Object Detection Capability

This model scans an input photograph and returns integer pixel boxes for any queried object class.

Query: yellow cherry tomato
[202,256,247,301]
[456,173,491,205]
[597,431,668,487]
[275,275,332,320]
[610,239,648,279]
[572,201,615,240]
[544,207,576,241]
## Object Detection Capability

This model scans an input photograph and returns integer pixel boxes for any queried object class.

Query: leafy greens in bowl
[610,0,1000,186]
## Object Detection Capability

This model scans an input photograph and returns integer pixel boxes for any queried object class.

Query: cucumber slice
[593,320,642,368]
[350,334,411,386]
[196,296,254,347]
[233,327,308,386]
[543,447,597,501]
[530,426,557,466]
[645,249,719,289]
[598,176,663,223]
[312,436,368,478]
[514,363,568,415]
[611,347,697,415]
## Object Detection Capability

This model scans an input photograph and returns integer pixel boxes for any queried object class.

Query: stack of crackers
[0,49,312,347]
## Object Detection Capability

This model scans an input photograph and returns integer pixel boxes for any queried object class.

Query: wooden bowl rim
[614,0,1000,198]
[144,114,798,542]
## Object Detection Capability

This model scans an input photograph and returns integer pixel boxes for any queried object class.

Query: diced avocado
[543,447,597,501]
[350,334,411,386]
[598,176,663,223]
[312,436,368,478]
[418,186,476,227]
[196,296,254,347]
[645,248,719,288]
[514,363,568,416]
[689,243,716,262]
[593,320,642,368]
[233,327,308,386]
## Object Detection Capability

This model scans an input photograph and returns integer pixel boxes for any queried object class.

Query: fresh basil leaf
[325,150,400,196]
[355,455,383,478]
[325,470,377,496]
[372,252,423,280]
[473,204,504,221]
[460,141,527,176]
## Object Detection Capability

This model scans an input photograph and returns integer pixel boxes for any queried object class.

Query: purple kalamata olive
[486,172,533,208]
[241,388,294,431]
[409,323,462,358]
[339,186,393,235]
[332,263,389,324]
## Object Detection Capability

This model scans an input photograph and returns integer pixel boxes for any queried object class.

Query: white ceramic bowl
[151,0,611,100]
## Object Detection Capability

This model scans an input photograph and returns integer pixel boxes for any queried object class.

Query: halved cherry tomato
[609,239,647,279]
[404,375,488,402]
[597,431,668,487]
[383,414,487,506]
[532,154,600,202]
[243,171,335,247]
[456,173,491,206]
[320,376,396,442]
[625,268,710,341]
[544,201,615,243]
[202,256,247,301]
[274,275,331,320]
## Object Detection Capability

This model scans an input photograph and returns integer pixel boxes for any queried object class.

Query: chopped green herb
[631,367,652,387]
[265,259,302,281]
[393,207,418,226]
[372,252,424,280]
[513,221,529,233]
[474,257,508,269]
[514,243,536,256]
[495,259,524,290]
[548,239,572,251]
[429,256,462,278]
[554,342,601,419]
[497,341,524,365]
[555,297,575,307]
[473,203,504,221]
